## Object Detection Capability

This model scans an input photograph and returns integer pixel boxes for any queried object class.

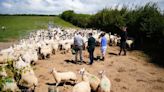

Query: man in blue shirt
[100,33,107,61]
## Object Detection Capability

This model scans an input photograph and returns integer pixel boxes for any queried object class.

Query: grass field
[0,16,77,42]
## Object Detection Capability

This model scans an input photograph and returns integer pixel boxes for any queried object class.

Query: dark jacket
[121,31,127,42]
[88,37,96,51]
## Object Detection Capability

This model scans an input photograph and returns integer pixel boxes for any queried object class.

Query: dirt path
[33,46,164,92]
[0,41,19,50]
[0,42,14,50]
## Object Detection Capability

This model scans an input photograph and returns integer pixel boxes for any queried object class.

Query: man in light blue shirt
[100,33,107,61]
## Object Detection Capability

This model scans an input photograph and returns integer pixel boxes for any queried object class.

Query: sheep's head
[98,70,105,77]
[49,68,56,74]
[79,68,85,75]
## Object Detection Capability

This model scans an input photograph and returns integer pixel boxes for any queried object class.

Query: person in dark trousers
[87,33,96,65]
[119,27,128,56]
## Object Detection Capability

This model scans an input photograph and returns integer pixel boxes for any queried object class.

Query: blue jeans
[89,48,95,64]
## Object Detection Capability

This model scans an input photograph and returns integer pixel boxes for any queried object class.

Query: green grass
[0,16,78,42]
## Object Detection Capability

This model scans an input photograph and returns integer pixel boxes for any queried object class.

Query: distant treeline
[60,3,164,66]
[0,14,56,16]
[60,11,92,28]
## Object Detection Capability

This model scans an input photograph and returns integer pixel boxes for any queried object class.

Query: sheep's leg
[72,80,77,85]
[56,82,59,87]
[63,81,66,87]
[52,49,55,54]
[54,50,56,55]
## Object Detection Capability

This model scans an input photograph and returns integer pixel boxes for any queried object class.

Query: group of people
[73,27,127,65]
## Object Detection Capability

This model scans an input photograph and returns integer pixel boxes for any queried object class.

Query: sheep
[50,67,77,86]
[51,41,59,55]
[2,78,20,92]
[19,68,38,91]
[0,55,6,64]
[126,39,134,49]
[21,49,38,65]
[13,57,31,71]
[0,66,7,77]
[72,81,91,92]
[79,68,100,91]
[109,34,116,46]
[13,56,38,91]
[1,26,6,31]
[62,42,71,54]
[21,51,32,64]
[98,71,111,92]
[40,43,52,59]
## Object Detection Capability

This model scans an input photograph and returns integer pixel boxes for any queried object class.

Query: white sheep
[19,68,38,91]
[21,51,32,64]
[62,42,71,54]
[51,41,59,54]
[13,56,38,91]
[13,57,31,71]
[50,67,77,86]
[79,68,100,91]
[98,71,111,92]
[126,39,134,49]
[21,49,38,65]
[40,43,52,59]
[2,78,20,92]
[0,66,7,77]
[72,81,91,92]
[0,55,6,64]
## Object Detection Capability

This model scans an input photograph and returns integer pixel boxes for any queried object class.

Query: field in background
[0,16,77,42]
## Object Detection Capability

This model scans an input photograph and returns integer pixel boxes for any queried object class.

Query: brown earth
[34,46,164,92]
[1,42,164,92]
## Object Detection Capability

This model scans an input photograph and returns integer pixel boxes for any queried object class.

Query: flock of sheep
[0,27,134,92]
[50,67,111,92]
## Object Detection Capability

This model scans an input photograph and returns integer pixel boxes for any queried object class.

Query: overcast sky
[0,0,163,15]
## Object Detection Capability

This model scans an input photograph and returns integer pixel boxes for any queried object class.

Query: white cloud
[0,0,163,14]
[2,2,13,8]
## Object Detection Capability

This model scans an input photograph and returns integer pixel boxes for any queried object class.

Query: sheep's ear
[79,70,81,74]
[102,70,105,74]
[81,67,85,71]
[79,68,85,75]
[98,71,103,74]
[99,70,105,75]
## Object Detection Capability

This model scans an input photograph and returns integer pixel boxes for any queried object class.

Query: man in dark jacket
[119,27,127,56]
[87,33,96,65]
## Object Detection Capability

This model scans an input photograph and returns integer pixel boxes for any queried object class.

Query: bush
[60,2,164,65]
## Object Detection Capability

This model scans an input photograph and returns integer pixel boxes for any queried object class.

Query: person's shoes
[123,54,126,56]
[78,62,82,65]
[101,57,104,61]
[118,53,121,56]
[88,63,92,65]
